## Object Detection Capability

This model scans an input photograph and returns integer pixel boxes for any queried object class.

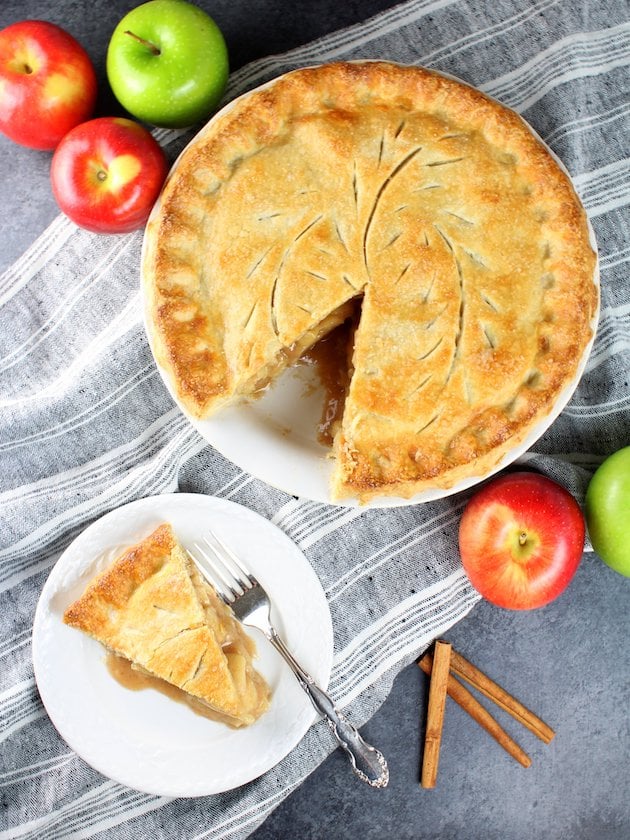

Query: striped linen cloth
[1,0,628,837]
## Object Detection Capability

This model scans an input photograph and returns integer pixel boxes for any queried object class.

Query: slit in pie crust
[142,61,597,503]
[63,523,270,728]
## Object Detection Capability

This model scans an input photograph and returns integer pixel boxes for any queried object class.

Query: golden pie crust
[63,523,270,727]
[142,61,597,503]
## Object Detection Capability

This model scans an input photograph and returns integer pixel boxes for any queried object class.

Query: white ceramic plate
[141,67,599,509]
[32,494,333,797]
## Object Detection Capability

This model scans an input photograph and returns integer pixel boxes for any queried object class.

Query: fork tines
[189,528,257,605]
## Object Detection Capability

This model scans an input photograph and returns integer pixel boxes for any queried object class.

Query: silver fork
[189,530,389,788]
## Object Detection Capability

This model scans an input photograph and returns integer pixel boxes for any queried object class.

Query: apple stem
[519,531,528,546]
[97,170,107,182]
[124,30,161,56]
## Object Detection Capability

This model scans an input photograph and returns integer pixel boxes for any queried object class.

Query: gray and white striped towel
[1,0,628,837]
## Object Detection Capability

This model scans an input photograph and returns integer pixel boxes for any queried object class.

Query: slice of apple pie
[63,523,270,728]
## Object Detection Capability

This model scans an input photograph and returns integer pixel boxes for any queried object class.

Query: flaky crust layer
[142,61,597,502]
[63,523,269,726]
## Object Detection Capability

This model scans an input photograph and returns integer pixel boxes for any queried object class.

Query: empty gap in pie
[298,300,361,447]
[248,298,358,400]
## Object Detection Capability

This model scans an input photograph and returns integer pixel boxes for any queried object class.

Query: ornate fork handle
[267,627,389,788]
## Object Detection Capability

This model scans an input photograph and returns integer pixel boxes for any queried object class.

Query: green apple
[106,0,228,128]
[585,445,630,577]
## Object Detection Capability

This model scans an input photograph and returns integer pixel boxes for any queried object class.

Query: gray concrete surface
[1,2,628,838]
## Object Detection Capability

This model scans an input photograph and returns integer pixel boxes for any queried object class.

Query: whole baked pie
[64,523,270,727]
[142,61,597,503]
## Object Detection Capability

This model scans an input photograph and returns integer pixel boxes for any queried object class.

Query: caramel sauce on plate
[105,652,242,727]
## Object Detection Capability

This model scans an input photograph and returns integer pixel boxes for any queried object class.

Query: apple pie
[142,61,597,502]
[63,523,270,727]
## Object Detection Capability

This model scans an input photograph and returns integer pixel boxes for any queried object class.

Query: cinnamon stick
[448,649,555,744]
[419,652,531,769]
[421,640,452,788]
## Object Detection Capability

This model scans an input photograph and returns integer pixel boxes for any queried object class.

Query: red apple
[50,117,168,234]
[0,20,97,150]
[458,471,585,610]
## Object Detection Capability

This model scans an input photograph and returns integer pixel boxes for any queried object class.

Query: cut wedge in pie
[142,61,598,503]
[63,523,270,728]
